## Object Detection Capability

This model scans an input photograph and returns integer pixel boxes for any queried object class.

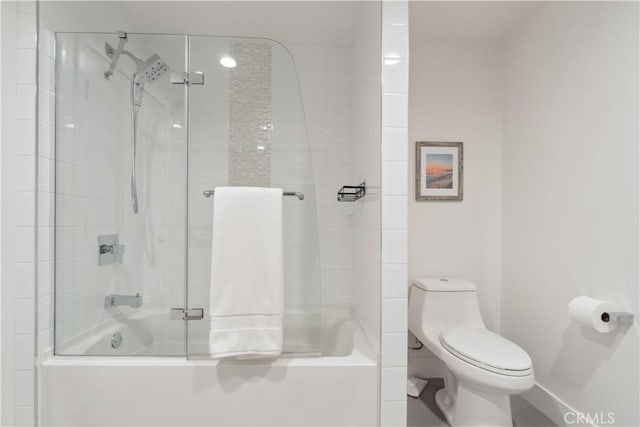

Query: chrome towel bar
[203,189,305,200]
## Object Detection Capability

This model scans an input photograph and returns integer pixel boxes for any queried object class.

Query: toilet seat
[440,327,532,377]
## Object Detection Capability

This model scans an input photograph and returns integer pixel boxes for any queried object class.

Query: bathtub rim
[46,306,378,365]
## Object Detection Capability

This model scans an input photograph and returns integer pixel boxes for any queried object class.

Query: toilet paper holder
[601,311,634,324]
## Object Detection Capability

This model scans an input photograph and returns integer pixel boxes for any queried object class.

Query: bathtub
[40,308,379,426]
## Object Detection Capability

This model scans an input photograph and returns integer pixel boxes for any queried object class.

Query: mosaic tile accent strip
[229,42,272,186]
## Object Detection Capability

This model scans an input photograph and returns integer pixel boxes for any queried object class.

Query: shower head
[104,39,168,83]
[137,54,169,83]
[131,54,169,109]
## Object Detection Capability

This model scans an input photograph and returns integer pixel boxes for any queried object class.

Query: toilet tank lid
[412,277,476,292]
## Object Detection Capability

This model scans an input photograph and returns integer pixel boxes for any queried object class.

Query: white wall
[407,37,503,376]
[352,1,381,356]
[379,2,410,425]
[1,1,38,425]
[501,3,639,425]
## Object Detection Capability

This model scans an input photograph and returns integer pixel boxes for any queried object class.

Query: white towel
[209,186,284,359]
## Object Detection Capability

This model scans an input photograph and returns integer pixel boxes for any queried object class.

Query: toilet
[408,277,534,427]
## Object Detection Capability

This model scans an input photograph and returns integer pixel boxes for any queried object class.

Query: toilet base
[435,388,455,424]
[436,382,513,427]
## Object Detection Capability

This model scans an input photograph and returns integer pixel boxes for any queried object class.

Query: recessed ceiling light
[256,145,266,150]
[171,122,183,129]
[64,123,76,129]
[220,56,237,68]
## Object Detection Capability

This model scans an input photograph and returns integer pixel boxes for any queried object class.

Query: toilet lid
[440,327,532,376]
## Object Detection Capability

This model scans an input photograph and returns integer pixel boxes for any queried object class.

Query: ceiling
[42,1,363,44]
[410,1,537,45]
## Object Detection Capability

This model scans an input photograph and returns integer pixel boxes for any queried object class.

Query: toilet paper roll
[568,296,617,333]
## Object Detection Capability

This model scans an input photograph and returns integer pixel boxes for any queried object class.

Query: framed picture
[415,141,463,201]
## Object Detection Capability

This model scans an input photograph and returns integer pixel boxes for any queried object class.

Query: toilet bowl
[408,277,534,427]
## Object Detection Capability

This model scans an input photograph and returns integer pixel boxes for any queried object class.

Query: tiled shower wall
[1,1,38,425]
[380,2,409,426]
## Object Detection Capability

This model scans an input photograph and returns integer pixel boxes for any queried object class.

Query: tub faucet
[105,293,143,309]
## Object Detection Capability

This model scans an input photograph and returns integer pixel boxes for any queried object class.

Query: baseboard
[522,382,591,427]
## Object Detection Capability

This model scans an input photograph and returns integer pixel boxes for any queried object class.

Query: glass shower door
[186,36,322,358]
[54,33,188,356]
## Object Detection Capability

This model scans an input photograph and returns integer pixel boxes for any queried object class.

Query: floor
[407,378,558,427]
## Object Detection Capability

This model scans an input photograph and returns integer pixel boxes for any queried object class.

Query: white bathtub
[41,309,379,426]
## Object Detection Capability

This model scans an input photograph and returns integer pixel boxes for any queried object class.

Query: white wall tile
[39,123,54,159]
[15,300,36,335]
[15,406,35,427]
[381,230,407,264]
[382,298,408,333]
[38,90,55,128]
[382,127,408,162]
[382,2,408,26]
[382,263,408,299]
[38,295,52,332]
[17,1,37,14]
[17,85,36,120]
[38,157,54,193]
[382,25,409,60]
[380,367,407,401]
[382,332,408,367]
[38,261,53,297]
[382,60,409,94]
[16,119,36,156]
[15,335,35,370]
[17,13,37,49]
[16,192,35,227]
[38,192,54,227]
[382,196,407,229]
[39,53,55,94]
[15,370,35,406]
[15,227,35,263]
[382,161,407,196]
[382,93,408,127]
[15,156,35,192]
[381,401,407,427]
[14,263,35,300]
[17,49,36,84]
[40,28,56,59]
[38,329,52,357]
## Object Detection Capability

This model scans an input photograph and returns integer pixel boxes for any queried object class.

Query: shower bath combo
[44,15,382,423]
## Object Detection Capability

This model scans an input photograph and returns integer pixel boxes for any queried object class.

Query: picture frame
[415,141,463,201]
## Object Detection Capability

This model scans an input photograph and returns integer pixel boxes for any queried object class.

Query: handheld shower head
[139,54,169,82]
[104,31,170,215]
[129,53,169,214]
[132,54,169,108]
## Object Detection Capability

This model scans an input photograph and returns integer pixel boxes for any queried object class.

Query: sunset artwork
[416,141,462,201]
[425,153,453,189]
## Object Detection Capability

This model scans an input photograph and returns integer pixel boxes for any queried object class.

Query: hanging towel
[209,186,284,359]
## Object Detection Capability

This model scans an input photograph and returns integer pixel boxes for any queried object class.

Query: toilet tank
[408,277,485,346]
